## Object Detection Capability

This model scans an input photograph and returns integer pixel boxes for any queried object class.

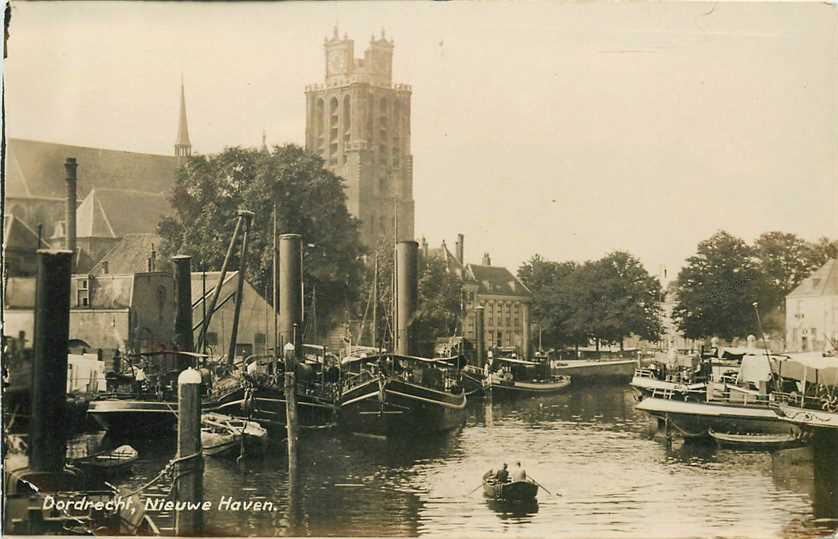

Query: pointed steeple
[175,77,192,158]
[261,130,268,153]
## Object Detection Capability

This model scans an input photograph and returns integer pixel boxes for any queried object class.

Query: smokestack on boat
[279,234,303,352]
[475,305,485,368]
[396,240,418,356]
[172,255,193,354]
[30,249,73,473]
[64,158,77,266]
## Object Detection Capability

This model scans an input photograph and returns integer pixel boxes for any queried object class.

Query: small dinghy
[482,474,539,502]
[70,444,139,479]
[201,412,268,458]
[708,429,806,450]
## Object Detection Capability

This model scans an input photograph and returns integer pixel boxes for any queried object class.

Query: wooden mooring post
[30,249,73,474]
[279,234,303,465]
[175,368,204,535]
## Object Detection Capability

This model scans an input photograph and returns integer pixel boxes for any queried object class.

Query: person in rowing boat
[511,461,527,482]
[495,463,510,483]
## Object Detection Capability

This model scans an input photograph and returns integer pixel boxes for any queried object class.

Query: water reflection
[485,498,539,521]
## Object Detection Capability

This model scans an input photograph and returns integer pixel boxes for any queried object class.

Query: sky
[5,1,837,280]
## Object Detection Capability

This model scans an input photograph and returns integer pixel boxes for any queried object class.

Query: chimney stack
[456,233,464,265]
[279,234,303,352]
[172,255,193,354]
[482,252,491,266]
[64,158,78,264]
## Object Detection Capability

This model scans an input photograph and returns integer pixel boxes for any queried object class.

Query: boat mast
[227,210,254,366]
[196,211,245,353]
[273,201,278,371]
[372,252,378,349]
[392,200,399,351]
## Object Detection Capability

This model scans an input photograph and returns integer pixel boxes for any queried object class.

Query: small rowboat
[70,444,139,479]
[708,429,806,450]
[201,412,268,458]
[482,477,539,502]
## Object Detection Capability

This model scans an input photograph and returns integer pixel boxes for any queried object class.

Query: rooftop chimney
[456,233,464,265]
[482,252,491,266]
[64,158,78,265]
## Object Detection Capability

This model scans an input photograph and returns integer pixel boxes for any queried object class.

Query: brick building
[3,270,177,361]
[424,235,532,358]
[305,27,415,246]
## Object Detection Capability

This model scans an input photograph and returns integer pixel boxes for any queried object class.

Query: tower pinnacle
[175,77,192,158]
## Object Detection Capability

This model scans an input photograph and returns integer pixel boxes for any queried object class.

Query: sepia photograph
[1,1,837,537]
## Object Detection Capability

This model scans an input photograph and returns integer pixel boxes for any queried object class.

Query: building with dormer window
[423,234,532,357]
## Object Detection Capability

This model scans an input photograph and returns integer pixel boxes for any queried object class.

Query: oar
[466,482,484,496]
[530,476,559,496]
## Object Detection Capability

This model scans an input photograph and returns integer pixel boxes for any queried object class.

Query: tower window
[343,95,351,134]
[315,98,325,141]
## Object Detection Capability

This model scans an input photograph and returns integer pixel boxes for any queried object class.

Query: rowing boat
[482,477,539,502]
[708,429,807,449]
[200,413,268,458]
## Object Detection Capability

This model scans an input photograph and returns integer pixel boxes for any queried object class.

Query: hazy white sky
[5,2,837,278]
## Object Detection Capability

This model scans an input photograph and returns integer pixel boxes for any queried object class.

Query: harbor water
[112,383,838,537]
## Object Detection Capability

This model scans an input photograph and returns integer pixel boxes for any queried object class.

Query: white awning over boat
[773,353,838,386]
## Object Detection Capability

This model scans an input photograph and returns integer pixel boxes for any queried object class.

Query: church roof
[465,264,531,299]
[5,138,178,200]
[3,214,51,251]
[787,259,838,298]
[91,188,172,236]
[90,233,163,275]
[76,189,117,239]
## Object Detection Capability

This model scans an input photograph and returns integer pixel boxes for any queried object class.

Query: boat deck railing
[772,391,838,413]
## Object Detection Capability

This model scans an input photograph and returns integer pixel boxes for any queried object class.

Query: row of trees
[517,252,662,350]
[673,231,838,340]
[159,145,837,349]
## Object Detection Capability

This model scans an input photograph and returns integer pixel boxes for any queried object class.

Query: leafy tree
[674,231,762,340]
[414,255,463,348]
[589,251,663,349]
[518,256,585,349]
[158,145,365,337]
[519,252,660,350]
[752,232,819,331]
[809,237,838,267]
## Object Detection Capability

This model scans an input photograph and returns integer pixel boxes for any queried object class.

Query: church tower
[174,79,192,158]
[305,27,415,246]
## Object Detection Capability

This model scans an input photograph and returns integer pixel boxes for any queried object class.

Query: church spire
[175,77,192,158]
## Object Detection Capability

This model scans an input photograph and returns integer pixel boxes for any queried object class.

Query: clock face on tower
[328,51,345,73]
